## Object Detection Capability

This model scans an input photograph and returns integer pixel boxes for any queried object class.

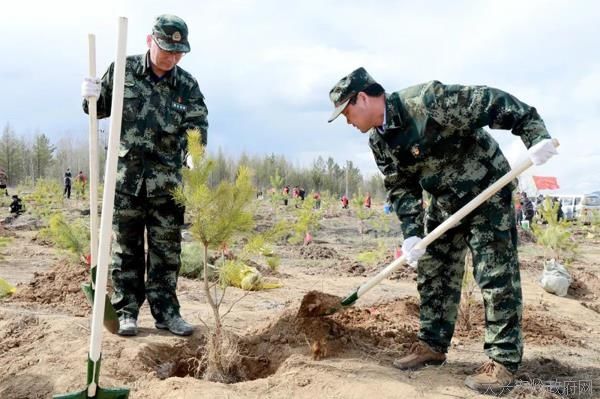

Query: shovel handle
[346,138,560,304]
[89,16,128,364]
[87,34,100,279]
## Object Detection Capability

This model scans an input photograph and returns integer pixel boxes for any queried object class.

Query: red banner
[533,176,559,190]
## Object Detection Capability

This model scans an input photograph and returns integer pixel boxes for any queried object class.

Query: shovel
[80,32,119,335]
[298,139,559,317]
[54,17,130,399]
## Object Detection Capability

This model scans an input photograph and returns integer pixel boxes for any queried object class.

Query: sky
[1,0,599,194]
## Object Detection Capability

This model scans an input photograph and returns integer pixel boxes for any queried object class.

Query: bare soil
[298,244,339,260]
[11,260,92,317]
[1,201,599,398]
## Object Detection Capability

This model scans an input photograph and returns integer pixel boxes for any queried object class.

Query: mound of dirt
[454,301,585,347]
[144,296,423,383]
[9,261,92,317]
[255,297,421,362]
[375,252,418,281]
[338,259,367,276]
[332,296,588,348]
[519,258,542,271]
[522,308,585,347]
[333,253,416,279]
[569,271,600,301]
[298,245,338,260]
[330,297,420,355]
[518,228,536,244]
[295,294,586,353]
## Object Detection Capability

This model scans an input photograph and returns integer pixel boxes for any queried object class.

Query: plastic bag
[539,259,571,297]
[0,278,16,299]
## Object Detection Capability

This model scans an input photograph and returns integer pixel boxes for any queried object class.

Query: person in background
[520,192,535,223]
[313,191,321,209]
[553,197,564,222]
[341,194,349,209]
[9,195,24,216]
[364,192,372,209]
[64,168,72,199]
[75,170,87,198]
[282,186,289,206]
[536,194,545,208]
[514,191,523,226]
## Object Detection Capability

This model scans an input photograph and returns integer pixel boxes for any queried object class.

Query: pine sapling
[351,193,374,236]
[288,195,321,245]
[172,129,255,382]
[532,198,578,263]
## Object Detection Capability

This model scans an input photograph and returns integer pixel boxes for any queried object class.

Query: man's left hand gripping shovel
[54,17,130,399]
[298,139,560,317]
[80,32,119,335]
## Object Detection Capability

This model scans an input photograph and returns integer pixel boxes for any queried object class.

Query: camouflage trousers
[110,188,184,322]
[416,187,523,371]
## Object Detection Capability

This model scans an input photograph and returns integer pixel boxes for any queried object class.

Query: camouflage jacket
[369,81,551,238]
[83,52,208,197]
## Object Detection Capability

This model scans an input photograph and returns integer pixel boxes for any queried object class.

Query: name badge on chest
[171,99,187,113]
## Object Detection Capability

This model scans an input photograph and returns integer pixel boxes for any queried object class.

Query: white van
[554,194,600,222]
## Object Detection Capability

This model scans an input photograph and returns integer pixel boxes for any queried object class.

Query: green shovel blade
[341,290,359,307]
[81,282,119,334]
[53,387,130,399]
[53,357,129,399]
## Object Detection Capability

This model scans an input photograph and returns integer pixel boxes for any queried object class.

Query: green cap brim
[154,37,190,53]
[328,98,351,123]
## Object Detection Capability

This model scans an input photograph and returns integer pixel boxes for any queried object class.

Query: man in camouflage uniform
[328,67,557,393]
[82,14,208,337]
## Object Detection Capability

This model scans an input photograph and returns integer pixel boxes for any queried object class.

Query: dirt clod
[297,290,343,317]
[299,245,338,260]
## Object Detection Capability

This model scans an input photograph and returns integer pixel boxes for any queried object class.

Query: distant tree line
[210,148,386,199]
[0,123,386,199]
[0,123,91,187]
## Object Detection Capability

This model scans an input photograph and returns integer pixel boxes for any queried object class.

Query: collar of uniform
[139,51,179,87]
[374,102,387,134]
[382,93,405,132]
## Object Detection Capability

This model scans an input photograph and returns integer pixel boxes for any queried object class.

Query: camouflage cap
[328,67,377,122]
[152,14,190,53]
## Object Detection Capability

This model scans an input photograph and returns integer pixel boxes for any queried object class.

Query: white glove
[402,236,426,266]
[528,139,557,166]
[81,77,101,99]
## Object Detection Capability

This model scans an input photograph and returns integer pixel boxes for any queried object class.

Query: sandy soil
[1,201,599,398]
